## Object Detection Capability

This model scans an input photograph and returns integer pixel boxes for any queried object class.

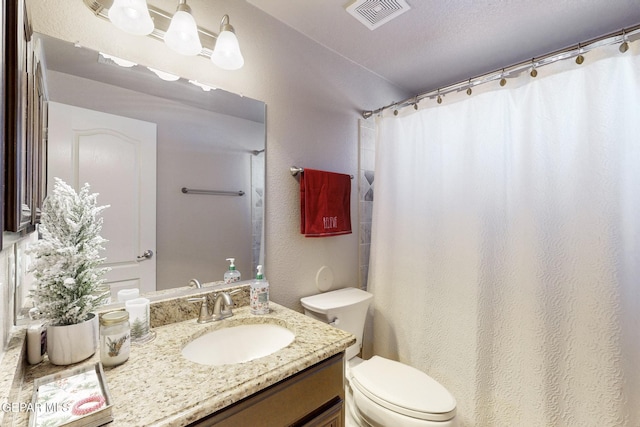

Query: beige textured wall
[25,0,407,311]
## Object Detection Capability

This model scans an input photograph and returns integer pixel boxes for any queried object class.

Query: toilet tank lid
[300,287,372,314]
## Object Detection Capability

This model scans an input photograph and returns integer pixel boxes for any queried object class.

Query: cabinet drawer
[295,397,343,427]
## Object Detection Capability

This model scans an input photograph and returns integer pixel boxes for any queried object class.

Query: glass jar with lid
[100,311,131,367]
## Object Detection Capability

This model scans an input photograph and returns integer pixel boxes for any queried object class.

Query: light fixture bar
[83,0,218,58]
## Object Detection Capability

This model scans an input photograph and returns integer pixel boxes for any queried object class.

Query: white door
[47,102,157,297]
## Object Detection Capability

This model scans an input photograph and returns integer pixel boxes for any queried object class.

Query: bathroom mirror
[31,33,265,298]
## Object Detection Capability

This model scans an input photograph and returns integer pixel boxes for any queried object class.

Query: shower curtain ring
[530,59,538,78]
[576,43,585,64]
[619,29,629,53]
[499,69,507,87]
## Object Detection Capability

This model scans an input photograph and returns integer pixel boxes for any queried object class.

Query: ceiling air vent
[346,0,411,31]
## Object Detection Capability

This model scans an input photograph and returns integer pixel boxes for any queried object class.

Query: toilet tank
[300,287,373,360]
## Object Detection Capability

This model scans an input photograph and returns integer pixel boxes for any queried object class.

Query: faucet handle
[187,296,209,323]
[221,289,243,316]
[228,288,242,302]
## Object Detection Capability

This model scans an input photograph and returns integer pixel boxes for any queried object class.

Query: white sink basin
[182,323,295,366]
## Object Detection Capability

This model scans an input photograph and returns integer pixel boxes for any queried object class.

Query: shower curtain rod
[362,23,640,118]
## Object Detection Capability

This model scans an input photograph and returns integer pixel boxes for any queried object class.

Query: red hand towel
[300,168,352,237]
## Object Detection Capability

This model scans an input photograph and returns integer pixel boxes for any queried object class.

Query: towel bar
[290,166,354,179]
[181,187,245,196]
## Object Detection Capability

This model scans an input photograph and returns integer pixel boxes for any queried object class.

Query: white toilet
[301,287,457,427]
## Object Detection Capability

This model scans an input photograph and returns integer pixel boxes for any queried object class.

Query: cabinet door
[190,353,345,427]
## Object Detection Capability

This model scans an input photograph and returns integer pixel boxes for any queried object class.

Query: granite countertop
[1,292,355,426]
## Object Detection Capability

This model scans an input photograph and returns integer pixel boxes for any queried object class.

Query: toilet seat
[349,356,456,422]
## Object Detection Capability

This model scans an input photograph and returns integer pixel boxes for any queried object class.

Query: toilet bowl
[301,288,457,427]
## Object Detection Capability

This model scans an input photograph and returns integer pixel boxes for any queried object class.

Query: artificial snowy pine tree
[29,178,111,326]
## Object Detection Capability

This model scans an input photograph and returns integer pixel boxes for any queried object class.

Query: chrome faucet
[189,278,202,289]
[188,290,238,323]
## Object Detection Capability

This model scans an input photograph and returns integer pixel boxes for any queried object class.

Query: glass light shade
[211,30,244,70]
[99,52,137,67]
[108,0,154,36]
[147,67,180,81]
[164,10,202,56]
[188,80,216,91]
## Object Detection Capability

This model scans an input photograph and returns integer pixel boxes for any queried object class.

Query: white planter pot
[47,313,98,365]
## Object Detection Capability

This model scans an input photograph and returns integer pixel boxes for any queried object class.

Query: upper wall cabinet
[3,0,47,235]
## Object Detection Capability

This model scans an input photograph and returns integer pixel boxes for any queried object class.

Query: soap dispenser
[224,258,241,284]
[250,265,270,315]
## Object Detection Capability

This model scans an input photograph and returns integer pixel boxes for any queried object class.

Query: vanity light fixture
[99,52,137,67]
[84,0,245,70]
[108,0,154,36]
[164,0,202,56]
[147,67,180,81]
[211,15,245,70]
[189,80,216,91]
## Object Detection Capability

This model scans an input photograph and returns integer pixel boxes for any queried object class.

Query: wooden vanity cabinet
[190,352,345,427]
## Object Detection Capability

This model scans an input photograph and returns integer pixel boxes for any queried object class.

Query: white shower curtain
[369,41,640,427]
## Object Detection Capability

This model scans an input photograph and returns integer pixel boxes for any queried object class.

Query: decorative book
[29,362,113,427]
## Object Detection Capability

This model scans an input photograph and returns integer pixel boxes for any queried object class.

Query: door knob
[137,250,154,260]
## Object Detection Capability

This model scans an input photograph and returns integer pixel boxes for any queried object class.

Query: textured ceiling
[246,0,640,95]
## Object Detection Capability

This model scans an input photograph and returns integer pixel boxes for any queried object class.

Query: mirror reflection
[37,33,265,296]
